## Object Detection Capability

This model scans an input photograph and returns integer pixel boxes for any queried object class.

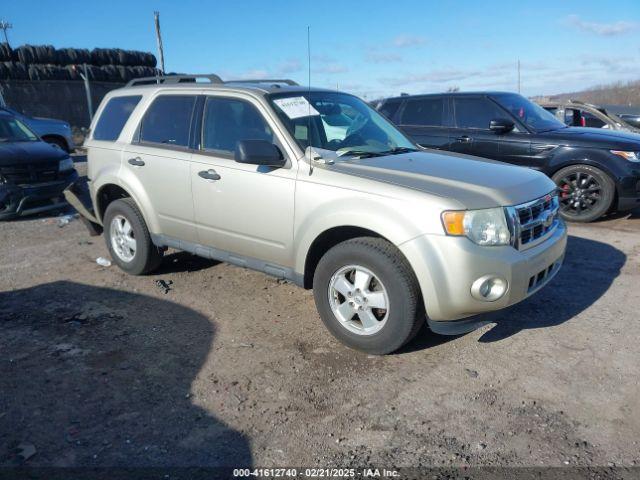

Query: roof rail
[225,78,299,86]
[125,74,223,88]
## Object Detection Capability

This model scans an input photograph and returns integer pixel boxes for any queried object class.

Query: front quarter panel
[292,163,456,275]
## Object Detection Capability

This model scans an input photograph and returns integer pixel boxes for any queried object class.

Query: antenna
[517,59,521,94]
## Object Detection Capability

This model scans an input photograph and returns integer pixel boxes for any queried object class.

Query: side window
[378,100,401,120]
[93,95,141,141]
[202,97,274,155]
[400,98,444,126]
[453,97,506,129]
[139,95,196,147]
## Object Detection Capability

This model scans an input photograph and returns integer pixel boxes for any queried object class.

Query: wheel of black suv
[103,198,163,275]
[313,237,424,355]
[552,165,615,223]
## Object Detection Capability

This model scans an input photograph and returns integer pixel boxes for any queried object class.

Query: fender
[293,192,439,276]
[93,168,160,234]
[546,147,623,181]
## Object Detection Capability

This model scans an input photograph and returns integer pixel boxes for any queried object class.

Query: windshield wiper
[380,146,419,155]
[338,150,385,159]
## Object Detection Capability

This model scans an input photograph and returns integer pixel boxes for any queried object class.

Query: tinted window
[93,95,141,141]
[378,100,401,120]
[139,95,196,147]
[202,97,274,155]
[453,97,505,129]
[401,97,444,126]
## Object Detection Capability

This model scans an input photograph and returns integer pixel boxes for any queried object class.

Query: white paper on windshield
[273,96,320,119]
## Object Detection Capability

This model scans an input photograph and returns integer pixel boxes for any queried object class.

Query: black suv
[375,92,640,222]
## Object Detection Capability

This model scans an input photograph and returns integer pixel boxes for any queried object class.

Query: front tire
[313,237,424,355]
[552,165,615,223]
[103,198,163,275]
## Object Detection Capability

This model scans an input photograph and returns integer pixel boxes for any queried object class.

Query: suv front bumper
[399,220,567,325]
[0,171,78,220]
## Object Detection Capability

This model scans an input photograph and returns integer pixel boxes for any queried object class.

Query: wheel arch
[41,134,70,152]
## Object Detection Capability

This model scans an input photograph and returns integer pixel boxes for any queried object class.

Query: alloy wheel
[328,265,389,336]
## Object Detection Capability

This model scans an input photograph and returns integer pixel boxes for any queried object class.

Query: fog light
[471,275,508,302]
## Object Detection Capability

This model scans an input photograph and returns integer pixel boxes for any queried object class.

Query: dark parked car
[375,92,640,222]
[619,113,640,130]
[0,110,78,220]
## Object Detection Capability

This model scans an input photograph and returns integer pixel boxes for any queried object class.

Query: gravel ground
[1,164,639,473]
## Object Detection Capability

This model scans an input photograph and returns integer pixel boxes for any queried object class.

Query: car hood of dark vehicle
[0,140,68,165]
[538,127,640,150]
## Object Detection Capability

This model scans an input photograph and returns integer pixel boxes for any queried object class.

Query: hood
[326,150,556,209]
[0,140,68,166]
[538,126,640,150]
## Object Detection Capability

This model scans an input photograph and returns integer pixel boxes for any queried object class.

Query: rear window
[139,95,197,147]
[400,97,444,126]
[93,95,141,141]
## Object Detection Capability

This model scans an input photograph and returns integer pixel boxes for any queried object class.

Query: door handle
[128,157,145,167]
[456,136,472,143]
[198,169,221,181]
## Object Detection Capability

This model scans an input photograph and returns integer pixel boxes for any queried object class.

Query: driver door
[190,94,297,267]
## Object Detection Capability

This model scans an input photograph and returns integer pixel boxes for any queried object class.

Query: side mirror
[235,140,286,167]
[489,118,515,134]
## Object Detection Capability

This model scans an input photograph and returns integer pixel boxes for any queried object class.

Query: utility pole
[0,21,12,47]
[154,12,165,75]
[517,59,521,94]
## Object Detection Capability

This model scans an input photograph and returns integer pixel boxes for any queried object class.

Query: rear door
[121,93,198,242]
[396,96,451,149]
[450,95,503,159]
[190,94,296,267]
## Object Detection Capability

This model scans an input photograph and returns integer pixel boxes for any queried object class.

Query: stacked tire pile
[0,43,159,83]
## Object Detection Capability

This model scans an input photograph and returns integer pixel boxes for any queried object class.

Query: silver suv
[72,74,566,354]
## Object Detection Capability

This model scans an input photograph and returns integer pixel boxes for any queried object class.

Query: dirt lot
[1,167,639,472]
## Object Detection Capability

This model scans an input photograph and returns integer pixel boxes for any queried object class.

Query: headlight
[442,207,511,246]
[58,157,74,172]
[610,150,640,162]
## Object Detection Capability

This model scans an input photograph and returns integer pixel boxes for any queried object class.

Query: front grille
[528,255,564,293]
[508,193,560,250]
[0,161,60,184]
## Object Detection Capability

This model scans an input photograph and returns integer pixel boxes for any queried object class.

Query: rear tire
[552,164,615,223]
[103,198,163,275]
[313,237,424,355]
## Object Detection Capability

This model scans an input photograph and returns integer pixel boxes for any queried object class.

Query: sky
[3,0,639,99]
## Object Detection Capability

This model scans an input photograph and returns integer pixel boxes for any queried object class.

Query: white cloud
[566,15,638,36]
[393,35,426,48]
[313,63,348,74]
[365,51,403,64]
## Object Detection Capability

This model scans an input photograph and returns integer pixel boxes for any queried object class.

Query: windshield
[268,91,416,156]
[492,93,566,132]
[0,116,38,142]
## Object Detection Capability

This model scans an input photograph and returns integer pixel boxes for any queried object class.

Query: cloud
[365,51,403,64]
[392,35,427,48]
[566,15,638,36]
[276,59,303,74]
[313,63,348,74]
